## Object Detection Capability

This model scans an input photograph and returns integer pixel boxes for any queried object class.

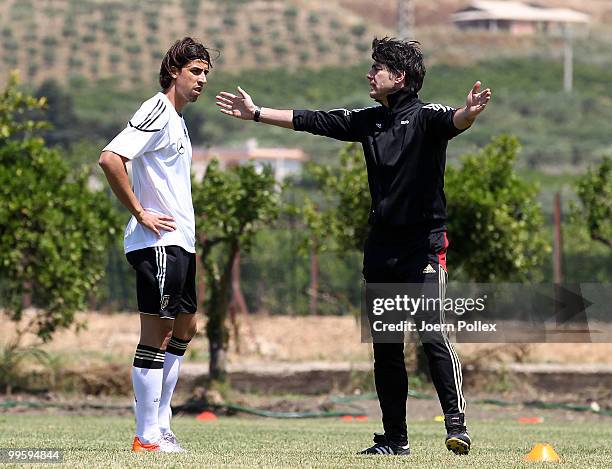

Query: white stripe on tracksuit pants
[438,267,466,414]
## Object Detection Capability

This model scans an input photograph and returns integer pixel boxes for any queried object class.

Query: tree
[34,79,80,148]
[571,157,611,248]
[192,160,280,382]
[445,135,550,281]
[303,143,370,254]
[291,144,369,314]
[0,72,120,343]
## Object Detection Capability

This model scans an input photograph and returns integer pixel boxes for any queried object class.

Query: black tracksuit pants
[363,225,466,445]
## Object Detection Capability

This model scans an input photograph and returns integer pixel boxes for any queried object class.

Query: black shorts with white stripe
[126,245,197,319]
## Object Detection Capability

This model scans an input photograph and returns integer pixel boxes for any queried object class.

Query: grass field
[1,415,612,468]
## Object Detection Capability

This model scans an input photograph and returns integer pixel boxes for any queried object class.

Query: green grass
[1,415,611,468]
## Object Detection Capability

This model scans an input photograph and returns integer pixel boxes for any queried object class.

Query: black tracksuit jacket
[293,87,465,230]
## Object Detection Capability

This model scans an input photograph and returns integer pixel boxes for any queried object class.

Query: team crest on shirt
[177,138,186,155]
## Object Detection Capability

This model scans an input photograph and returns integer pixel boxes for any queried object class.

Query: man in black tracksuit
[216,37,491,456]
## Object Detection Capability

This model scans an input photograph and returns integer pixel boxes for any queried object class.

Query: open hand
[215,86,257,120]
[464,81,491,118]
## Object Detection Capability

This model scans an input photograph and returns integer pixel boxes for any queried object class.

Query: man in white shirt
[99,37,211,453]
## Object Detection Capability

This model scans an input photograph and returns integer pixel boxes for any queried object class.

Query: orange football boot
[132,436,160,452]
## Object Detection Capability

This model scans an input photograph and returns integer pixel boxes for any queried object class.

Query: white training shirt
[103,92,196,254]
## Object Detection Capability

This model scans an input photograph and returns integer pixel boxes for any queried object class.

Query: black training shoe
[445,413,471,455]
[358,432,410,455]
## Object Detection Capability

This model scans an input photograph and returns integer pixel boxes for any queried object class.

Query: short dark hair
[371,37,425,95]
[159,37,212,91]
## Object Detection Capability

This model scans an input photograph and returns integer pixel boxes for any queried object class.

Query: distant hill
[1,0,610,89]
[0,0,388,87]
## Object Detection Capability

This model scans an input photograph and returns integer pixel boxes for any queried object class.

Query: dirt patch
[5,311,612,367]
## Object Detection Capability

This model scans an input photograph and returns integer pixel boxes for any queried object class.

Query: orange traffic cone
[524,443,560,462]
[518,416,543,424]
[196,411,218,421]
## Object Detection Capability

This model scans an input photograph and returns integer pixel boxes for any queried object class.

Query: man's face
[366,62,404,101]
[173,59,210,104]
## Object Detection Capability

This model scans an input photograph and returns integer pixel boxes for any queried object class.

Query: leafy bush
[27,64,38,77]
[273,43,288,57]
[3,39,18,50]
[109,35,121,47]
[446,135,550,281]
[42,36,58,47]
[223,15,237,28]
[355,41,370,53]
[193,160,280,380]
[146,19,159,32]
[43,50,56,65]
[570,157,611,248]
[249,37,263,48]
[68,56,84,68]
[3,56,17,66]
[254,52,268,64]
[180,0,201,19]
[336,35,350,47]
[0,74,120,341]
[308,12,319,25]
[10,0,34,21]
[24,30,38,42]
[299,50,310,62]
[126,44,142,55]
[316,42,330,54]
[283,6,298,19]
[350,23,367,38]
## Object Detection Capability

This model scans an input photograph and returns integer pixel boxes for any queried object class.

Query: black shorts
[126,245,197,319]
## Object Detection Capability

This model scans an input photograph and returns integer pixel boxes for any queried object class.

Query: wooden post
[309,242,319,315]
[553,192,563,284]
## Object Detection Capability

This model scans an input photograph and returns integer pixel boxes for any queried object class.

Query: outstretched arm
[215,87,294,129]
[453,81,492,130]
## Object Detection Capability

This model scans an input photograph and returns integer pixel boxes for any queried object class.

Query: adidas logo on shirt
[423,264,436,274]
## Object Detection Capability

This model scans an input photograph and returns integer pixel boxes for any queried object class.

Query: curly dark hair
[371,37,425,95]
[159,37,213,91]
